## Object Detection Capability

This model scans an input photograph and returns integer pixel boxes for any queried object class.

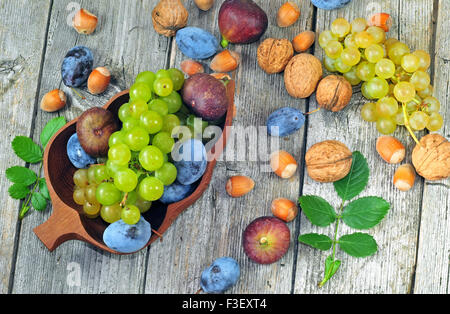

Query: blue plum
[175,27,219,59]
[67,133,96,169]
[267,107,305,137]
[103,217,151,254]
[200,257,240,294]
[310,0,351,10]
[173,139,207,185]
[159,181,195,204]
[61,46,94,87]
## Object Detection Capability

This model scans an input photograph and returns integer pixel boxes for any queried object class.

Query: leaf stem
[19,163,43,219]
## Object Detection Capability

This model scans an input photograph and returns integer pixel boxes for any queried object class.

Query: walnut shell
[152,0,189,37]
[316,75,352,112]
[305,140,353,183]
[257,38,294,74]
[284,53,323,98]
[412,134,450,181]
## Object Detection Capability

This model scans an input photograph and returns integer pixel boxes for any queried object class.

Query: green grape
[426,112,444,132]
[109,131,125,147]
[387,42,410,65]
[83,201,101,217]
[135,71,156,91]
[366,26,385,44]
[160,91,182,114]
[87,166,97,184]
[73,188,86,205]
[394,106,405,126]
[343,66,361,85]
[156,69,171,79]
[148,99,169,116]
[405,100,418,113]
[334,57,352,73]
[168,68,185,91]
[152,132,175,154]
[101,203,122,224]
[140,110,163,134]
[331,18,351,37]
[366,77,389,99]
[84,185,98,204]
[125,190,138,205]
[401,53,420,73]
[135,197,152,213]
[121,205,141,225]
[422,96,441,113]
[409,111,430,131]
[106,159,127,177]
[365,44,384,63]
[376,117,397,135]
[391,66,410,84]
[375,58,395,79]
[122,117,140,132]
[361,102,378,122]
[162,114,181,135]
[129,82,152,102]
[155,162,177,186]
[96,182,121,206]
[344,33,358,49]
[417,85,433,99]
[94,164,109,184]
[384,38,399,51]
[410,71,430,91]
[108,143,131,166]
[319,30,338,48]
[153,77,174,97]
[351,18,367,33]
[376,96,398,117]
[412,50,431,71]
[393,82,416,103]
[341,47,361,66]
[355,31,374,48]
[356,61,376,81]
[139,145,164,171]
[125,127,150,152]
[129,99,149,119]
[114,168,138,192]
[324,40,343,59]
[73,169,89,188]
[138,177,164,201]
[361,82,375,99]
[118,103,131,122]
[323,55,337,72]
[388,83,395,96]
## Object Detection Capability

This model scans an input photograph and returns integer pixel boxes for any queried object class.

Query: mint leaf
[319,256,341,288]
[342,197,390,230]
[299,195,337,227]
[338,233,378,258]
[6,166,37,186]
[333,151,369,201]
[38,178,50,200]
[8,183,29,199]
[299,233,333,251]
[31,192,48,211]
[40,116,66,148]
[11,136,43,163]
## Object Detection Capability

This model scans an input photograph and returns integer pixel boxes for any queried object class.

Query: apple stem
[221,37,229,48]
[259,237,268,245]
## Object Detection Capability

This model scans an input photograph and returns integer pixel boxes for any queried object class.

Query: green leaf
[40,116,66,148]
[299,195,337,227]
[342,197,390,230]
[319,256,341,288]
[6,166,37,185]
[38,178,50,200]
[19,205,30,220]
[11,136,43,163]
[31,192,48,211]
[8,183,29,199]
[299,233,333,251]
[333,151,369,201]
[338,233,378,258]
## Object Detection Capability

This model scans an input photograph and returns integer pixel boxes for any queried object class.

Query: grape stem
[401,103,420,145]
[305,107,321,115]
[120,192,128,207]
[70,87,86,100]
[152,229,163,242]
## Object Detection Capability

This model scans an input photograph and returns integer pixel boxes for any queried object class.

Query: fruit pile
[319,14,444,137]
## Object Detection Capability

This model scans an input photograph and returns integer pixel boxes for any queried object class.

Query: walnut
[412,134,450,181]
[152,0,189,37]
[257,38,294,74]
[316,75,353,112]
[284,53,323,98]
[305,140,353,183]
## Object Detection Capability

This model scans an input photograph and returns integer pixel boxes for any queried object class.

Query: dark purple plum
[61,46,94,87]
[173,139,207,185]
[67,133,97,169]
[159,181,195,204]
[267,107,305,137]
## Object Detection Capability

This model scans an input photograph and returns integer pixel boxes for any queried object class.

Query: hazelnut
[152,0,189,37]
[257,38,294,74]
[194,0,214,11]
[412,134,450,181]
[72,9,98,35]
[277,2,301,28]
[226,176,255,198]
[40,89,66,112]
[316,75,353,112]
[210,50,240,73]
[284,53,323,98]
[305,140,353,183]
[180,59,204,76]
[88,67,111,95]
[271,198,298,222]
[270,151,298,179]
[292,31,315,53]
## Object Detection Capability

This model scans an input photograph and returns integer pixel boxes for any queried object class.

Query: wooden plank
[294,0,435,293]
[11,0,170,293]
[0,0,52,294]
[413,0,450,294]
[144,0,314,293]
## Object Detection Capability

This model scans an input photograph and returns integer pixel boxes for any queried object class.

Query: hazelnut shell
[316,75,353,112]
[412,134,450,181]
[257,38,294,74]
[284,53,323,98]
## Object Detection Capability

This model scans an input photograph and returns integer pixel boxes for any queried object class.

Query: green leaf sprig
[7,117,66,219]
[298,151,390,287]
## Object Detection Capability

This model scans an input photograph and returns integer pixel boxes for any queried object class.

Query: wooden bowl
[34,80,235,254]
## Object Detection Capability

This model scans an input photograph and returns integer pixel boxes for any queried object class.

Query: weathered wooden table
[0,0,448,294]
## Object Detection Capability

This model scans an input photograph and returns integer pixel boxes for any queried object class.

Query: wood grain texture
[0,0,52,294]
[413,0,450,294]
[293,0,435,294]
